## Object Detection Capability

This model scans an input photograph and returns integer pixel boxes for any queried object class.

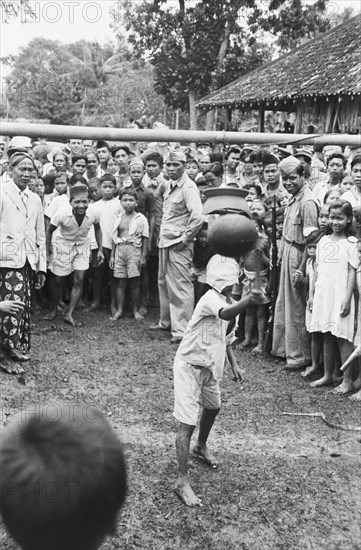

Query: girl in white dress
[308,200,358,391]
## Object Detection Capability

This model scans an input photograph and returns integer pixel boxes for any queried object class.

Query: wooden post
[226,107,232,131]
[294,100,303,133]
[258,103,265,132]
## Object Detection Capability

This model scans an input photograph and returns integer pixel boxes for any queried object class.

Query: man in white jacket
[0,152,46,374]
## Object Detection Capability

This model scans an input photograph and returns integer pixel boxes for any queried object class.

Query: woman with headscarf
[0,152,46,374]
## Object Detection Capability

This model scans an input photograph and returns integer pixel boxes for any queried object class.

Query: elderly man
[150,150,203,343]
[0,152,46,374]
[272,156,319,370]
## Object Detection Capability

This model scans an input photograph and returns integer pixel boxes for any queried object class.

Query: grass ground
[1,308,360,550]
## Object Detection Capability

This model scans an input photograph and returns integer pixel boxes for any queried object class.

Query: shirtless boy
[110,188,149,320]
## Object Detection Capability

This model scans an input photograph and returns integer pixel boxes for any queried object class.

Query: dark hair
[328,200,354,237]
[42,172,56,194]
[100,174,116,185]
[0,404,127,550]
[262,153,279,168]
[203,162,223,177]
[249,151,263,164]
[209,153,223,164]
[120,187,137,200]
[54,172,69,184]
[351,155,361,170]
[71,155,87,166]
[326,152,346,168]
[112,145,130,157]
[144,152,163,167]
[186,157,199,166]
[95,140,110,151]
[69,174,87,186]
[225,147,241,160]
[244,183,262,198]
[85,151,99,163]
[305,228,324,245]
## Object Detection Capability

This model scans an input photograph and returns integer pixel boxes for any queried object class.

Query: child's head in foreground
[0,403,127,550]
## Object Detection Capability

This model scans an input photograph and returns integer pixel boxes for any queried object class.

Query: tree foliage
[116,0,331,125]
[2,37,166,126]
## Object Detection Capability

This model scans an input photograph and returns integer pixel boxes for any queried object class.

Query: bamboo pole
[0,121,360,147]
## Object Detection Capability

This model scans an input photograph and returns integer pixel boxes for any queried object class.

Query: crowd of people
[0,133,360,396]
[0,131,361,523]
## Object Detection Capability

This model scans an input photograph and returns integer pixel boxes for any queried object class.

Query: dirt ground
[1,307,361,550]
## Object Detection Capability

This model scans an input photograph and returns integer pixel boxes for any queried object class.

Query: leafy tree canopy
[117,0,332,116]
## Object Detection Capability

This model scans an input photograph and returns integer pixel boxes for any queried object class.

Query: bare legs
[64,270,86,326]
[302,332,323,377]
[310,332,355,393]
[332,338,355,394]
[111,277,143,320]
[175,408,219,507]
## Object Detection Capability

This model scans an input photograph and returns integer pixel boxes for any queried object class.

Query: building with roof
[196,15,361,134]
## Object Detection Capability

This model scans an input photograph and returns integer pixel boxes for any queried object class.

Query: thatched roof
[197,15,361,111]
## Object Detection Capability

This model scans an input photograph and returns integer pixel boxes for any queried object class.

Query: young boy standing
[173,254,262,507]
[110,188,149,321]
[46,183,103,326]
[89,174,122,313]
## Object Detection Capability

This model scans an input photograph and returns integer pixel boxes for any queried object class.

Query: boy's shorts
[173,357,221,426]
[113,243,141,279]
[50,241,90,276]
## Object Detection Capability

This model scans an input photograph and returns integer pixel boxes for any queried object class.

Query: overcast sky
[0,0,359,59]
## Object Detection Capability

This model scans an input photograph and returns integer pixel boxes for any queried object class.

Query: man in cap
[0,152,46,373]
[150,150,203,343]
[272,156,318,370]
[262,153,290,208]
[95,140,112,175]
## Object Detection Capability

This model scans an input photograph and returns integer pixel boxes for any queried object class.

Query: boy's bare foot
[332,380,353,394]
[174,481,203,507]
[301,365,320,378]
[110,303,117,317]
[134,311,144,321]
[110,310,123,321]
[193,445,219,469]
[310,376,333,388]
[139,306,147,316]
[63,313,76,327]
[43,309,58,321]
[349,389,361,401]
[239,338,251,350]
[251,344,263,356]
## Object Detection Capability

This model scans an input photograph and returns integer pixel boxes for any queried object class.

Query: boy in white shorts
[46,183,103,325]
[173,254,262,507]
